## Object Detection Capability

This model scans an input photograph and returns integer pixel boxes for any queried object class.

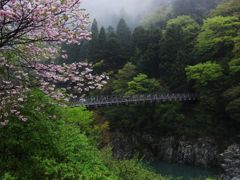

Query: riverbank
[103,130,240,179]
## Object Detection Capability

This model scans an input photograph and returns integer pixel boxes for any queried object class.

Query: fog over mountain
[82,0,172,28]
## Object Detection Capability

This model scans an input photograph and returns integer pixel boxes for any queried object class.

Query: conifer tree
[97,27,107,60]
[89,19,100,62]
[116,18,132,44]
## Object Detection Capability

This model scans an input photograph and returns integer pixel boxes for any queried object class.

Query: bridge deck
[73,93,198,108]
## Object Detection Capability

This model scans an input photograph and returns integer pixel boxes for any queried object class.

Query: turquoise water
[150,161,219,180]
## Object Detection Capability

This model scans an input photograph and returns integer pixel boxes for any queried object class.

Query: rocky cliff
[110,131,219,167]
[109,131,240,179]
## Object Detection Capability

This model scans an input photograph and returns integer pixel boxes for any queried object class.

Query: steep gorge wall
[108,131,240,179]
[110,131,219,167]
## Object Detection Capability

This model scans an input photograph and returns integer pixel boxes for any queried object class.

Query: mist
[82,0,172,28]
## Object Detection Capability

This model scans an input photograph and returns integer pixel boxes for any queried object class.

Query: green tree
[195,16,240,61]
[137,46,160,78]
[0,91,117,179]
[98,27,107,45]
[112,62,137,95]
[91,19,99,41]
[132,27,149,51]
[132,28,162,78]
[116,18,132,44]
[96,27,107,61]
[126,74,162,96]
[185,61,224,87]
[165,16,199,45]
[107,26,116,38]
[185,61,230,135]
[224,86,240,122]
[211,0,240,18]
[116,18,134,65]
[229,58,240,75]
[89,19,100,62]
[102,35,122,71]
[159,16,200,90]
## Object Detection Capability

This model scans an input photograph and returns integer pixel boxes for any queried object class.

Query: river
[150,161,219,180]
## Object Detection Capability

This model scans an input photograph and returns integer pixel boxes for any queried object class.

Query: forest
[0,0,240,179]
[61,0,240,138]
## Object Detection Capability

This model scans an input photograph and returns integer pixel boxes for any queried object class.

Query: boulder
[219,144,240,180]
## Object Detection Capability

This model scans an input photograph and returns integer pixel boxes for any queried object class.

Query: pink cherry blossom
[0,1,109,125]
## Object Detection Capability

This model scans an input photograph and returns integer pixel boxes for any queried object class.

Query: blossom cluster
[0,58,30,125]
[0,0,91,62]
[0,0,90,46]
[0,0,108,125]
[33,62,108,100]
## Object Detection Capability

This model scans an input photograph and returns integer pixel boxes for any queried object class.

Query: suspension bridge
[73,93,198,108]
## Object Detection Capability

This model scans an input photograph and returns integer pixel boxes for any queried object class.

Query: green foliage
[126,74,161,96]
[104,102,186,136]
[225,98,240,122]
[96,27,107,61]
[153,103,185,135]
[0,91,58,178]
[101,148,168,180]
[59,107,99,139]
[165,16,200,43]
[224,86,240,122]
[93,0,240,138]
[224,86,240,100]
[112,62,137,95]
[2,173,16,180]
[103,35,123,71]
[116,18,132,45]
[211,0,240,18]
[132,27,150,51]
[104,105,159,133]
[229,58,240,74]
[159,16,200,89]
[195,16,240,60]
[36,124,116,179]
[88,19,100,62]
[186,61,223,86]
[5,1,240,179]
[92,0,240,139]
[0,90,117,179]
[115,18,134,69]
[1,91,171,179]
[41,0,240,156]
[133,28,162,78]
[91,19,99,40]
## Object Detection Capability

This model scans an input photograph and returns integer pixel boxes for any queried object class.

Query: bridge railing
[73,93,198,108]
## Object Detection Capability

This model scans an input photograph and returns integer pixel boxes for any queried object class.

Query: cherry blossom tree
[0,0,108,125]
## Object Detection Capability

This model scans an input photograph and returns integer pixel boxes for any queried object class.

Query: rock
[194,138,218,167]
[154,137,218,167]
[110,131,219,167]
[219,144,240,180]
[176,141,194,164]
[231,176,240,180]
[155,137,175,162]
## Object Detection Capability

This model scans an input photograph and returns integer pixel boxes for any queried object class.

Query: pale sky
[82,0,154,17]
[81,0,166,27]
